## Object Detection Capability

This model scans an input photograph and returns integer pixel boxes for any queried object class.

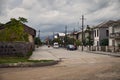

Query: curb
[0,60,60,68]
[86,51,120,57]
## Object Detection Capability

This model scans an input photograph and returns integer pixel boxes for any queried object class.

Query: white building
[109,20,120,47]
[93,20,114,46]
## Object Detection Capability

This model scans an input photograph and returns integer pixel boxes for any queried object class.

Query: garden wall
[79,46,120,52]
[0,42,34,57]
[90,46,120,52]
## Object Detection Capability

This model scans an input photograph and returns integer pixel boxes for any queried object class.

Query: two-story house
[93,20,115,46]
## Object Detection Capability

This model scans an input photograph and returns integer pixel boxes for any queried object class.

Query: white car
[53,42,59,48]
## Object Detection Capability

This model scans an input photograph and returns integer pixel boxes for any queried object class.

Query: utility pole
[38,30,40,39]
[81,15,85,51]
[65,25,67,35]
[53,32,54,40]
[65,25,67,47]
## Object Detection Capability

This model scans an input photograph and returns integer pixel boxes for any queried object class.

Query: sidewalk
[29,46,59,61]
[86,51,120,57]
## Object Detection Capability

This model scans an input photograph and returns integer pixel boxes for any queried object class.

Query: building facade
[93,20,114,46]
[109,20,120,47]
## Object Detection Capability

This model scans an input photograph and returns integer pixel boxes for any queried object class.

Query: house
[67,31,79,40]
[23,24,36,43]
[109,20,120,47]
[93,20,115,46]
[75,31,82,41]
[0,22,36,56]
[57,33,65,40]
[74,28,94,44]
[0,23,36,43]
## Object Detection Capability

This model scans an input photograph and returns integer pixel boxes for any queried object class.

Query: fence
[0,42,35,57]
[79,46,120,52]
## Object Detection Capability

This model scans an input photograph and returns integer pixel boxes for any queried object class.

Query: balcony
[110,32,120,39]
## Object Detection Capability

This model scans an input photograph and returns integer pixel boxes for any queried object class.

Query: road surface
[0,46,120,80]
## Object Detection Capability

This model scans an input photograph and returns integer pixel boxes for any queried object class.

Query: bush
[100,39,108,46]
[26,51,33,58]
[75,40,81,46]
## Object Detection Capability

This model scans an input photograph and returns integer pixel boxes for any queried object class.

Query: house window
[97,29,99,37]
[94,30,96,37]
[106,30,109,37]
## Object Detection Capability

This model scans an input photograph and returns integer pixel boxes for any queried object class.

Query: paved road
[0,46,120,80]
[29,46,59,61]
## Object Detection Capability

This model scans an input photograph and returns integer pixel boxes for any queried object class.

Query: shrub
[100,39,108,46]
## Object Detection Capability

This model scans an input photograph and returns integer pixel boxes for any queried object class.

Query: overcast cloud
[0,0,120,37]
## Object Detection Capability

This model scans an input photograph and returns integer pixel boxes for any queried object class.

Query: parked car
[66,44,77,50]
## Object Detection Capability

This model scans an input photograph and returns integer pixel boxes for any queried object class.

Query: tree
[85,36,93,46]
[84,25,94,50]
[85,25,94,45]
[18,17,28,23]
[66,37,75,45]
[75,40,81,46]
[52,38,63,45]
[35,37,42,46]
[0,17,28,42]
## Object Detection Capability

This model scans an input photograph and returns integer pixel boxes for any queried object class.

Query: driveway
[0,46,120,80]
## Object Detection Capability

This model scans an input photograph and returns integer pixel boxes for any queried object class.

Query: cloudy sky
[0,0,120,38]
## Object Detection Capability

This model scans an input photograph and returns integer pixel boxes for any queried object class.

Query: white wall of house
[78,33,82,41]
[109,38,113,46]
[114,26,120,33]
[109,26,113,46]
[94,29,100,46]
[84,32,89,38]
[109,38,119,46]
[109,26,113,34]
[115,40,120,46]
[28,34,34,43]
[109,26,120,46]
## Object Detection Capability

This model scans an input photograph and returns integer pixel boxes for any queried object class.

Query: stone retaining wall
[0,42,34,57]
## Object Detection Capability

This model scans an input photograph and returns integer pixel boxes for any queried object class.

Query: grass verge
[0,51,54,64]
[0,57,54,64]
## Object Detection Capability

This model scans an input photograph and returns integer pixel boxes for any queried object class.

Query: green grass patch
[0,57,54,64]
[0,51,54,64]
[0,57,27,64]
